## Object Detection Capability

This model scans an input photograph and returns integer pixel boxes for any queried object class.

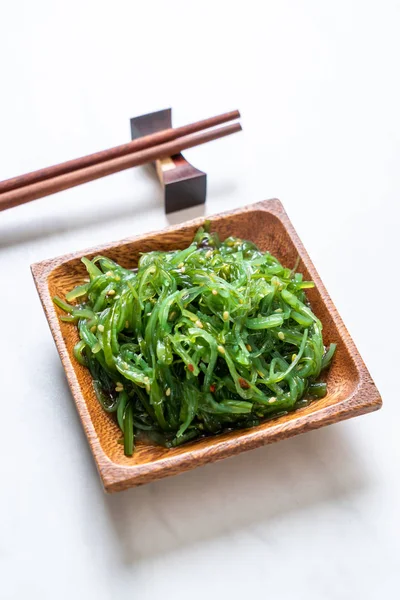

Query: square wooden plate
[31,199,382,492]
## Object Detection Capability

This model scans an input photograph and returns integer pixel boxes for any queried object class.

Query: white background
[0,1,399,598]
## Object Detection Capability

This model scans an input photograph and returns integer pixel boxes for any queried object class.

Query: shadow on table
[0,172,237,250]
[0,172,161,250]
[102,421,367,565]
[52,332,369,567]
[165,178,237,226]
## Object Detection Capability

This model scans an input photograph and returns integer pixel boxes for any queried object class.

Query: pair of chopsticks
[0,110,241,212]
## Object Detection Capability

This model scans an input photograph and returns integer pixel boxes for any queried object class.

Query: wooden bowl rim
[31,199,382,492]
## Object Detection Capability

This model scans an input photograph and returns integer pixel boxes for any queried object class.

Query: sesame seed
[106,271,113,277]
[166,387,171,397]
[114,295,120,299]
[275,308,283,313]
[205,250,213,258]
[278,331,285,340]
[122,362,129,369]
[107,289,116,296]
[212,289,218,295]
[147,312,152,316]
[90,325,97,333]
[246,344,252,352]
[180,266,186,273]
[97,324,104,332]
[217,345,225,354]
[83,278,90,283]
[195,320,203,329]
[178,262,184,269]
[269,397,277,404]
[144,376,149,384]
[223,311,229,321]
[292,354,297,362]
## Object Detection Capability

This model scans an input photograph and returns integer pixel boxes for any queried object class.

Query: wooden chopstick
[0,110,240,195]
[0,122,242,211]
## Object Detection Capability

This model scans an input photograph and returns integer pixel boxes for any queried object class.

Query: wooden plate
[31,199,382,492]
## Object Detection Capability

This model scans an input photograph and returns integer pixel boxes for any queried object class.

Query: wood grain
[31,199,382,492]
[131,108,207,213]
[0,109,239,194]
[0,123,241,211]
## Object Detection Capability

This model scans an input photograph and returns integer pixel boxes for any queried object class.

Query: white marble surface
[0,1,399,598]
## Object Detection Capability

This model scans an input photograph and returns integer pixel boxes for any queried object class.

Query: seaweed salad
[54,225,336,456]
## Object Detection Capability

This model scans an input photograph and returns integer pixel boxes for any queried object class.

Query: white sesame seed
[166,387,171,397]
[278,331,285,340]
[223,311,229,321]
[275,308,283,313]
[144,376,149,384]
[212,289,218,296]
[97,324,104,332]
[246,344,252,352]
[180,266,186,273]
[106,271,113,277]
[269,397,277,404]
[195,320,203,329]
[292,354,297,362]
[107,289,116,296]
[147,312,152,316]
[90,325,97,333]
[217,345,225,354]
[178,262,184,269]
[205,250,213,258]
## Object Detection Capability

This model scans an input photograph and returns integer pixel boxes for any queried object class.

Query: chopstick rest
[131,108,206,213]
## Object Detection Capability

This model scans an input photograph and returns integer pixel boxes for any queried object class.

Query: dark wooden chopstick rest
[131,109,206,213]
